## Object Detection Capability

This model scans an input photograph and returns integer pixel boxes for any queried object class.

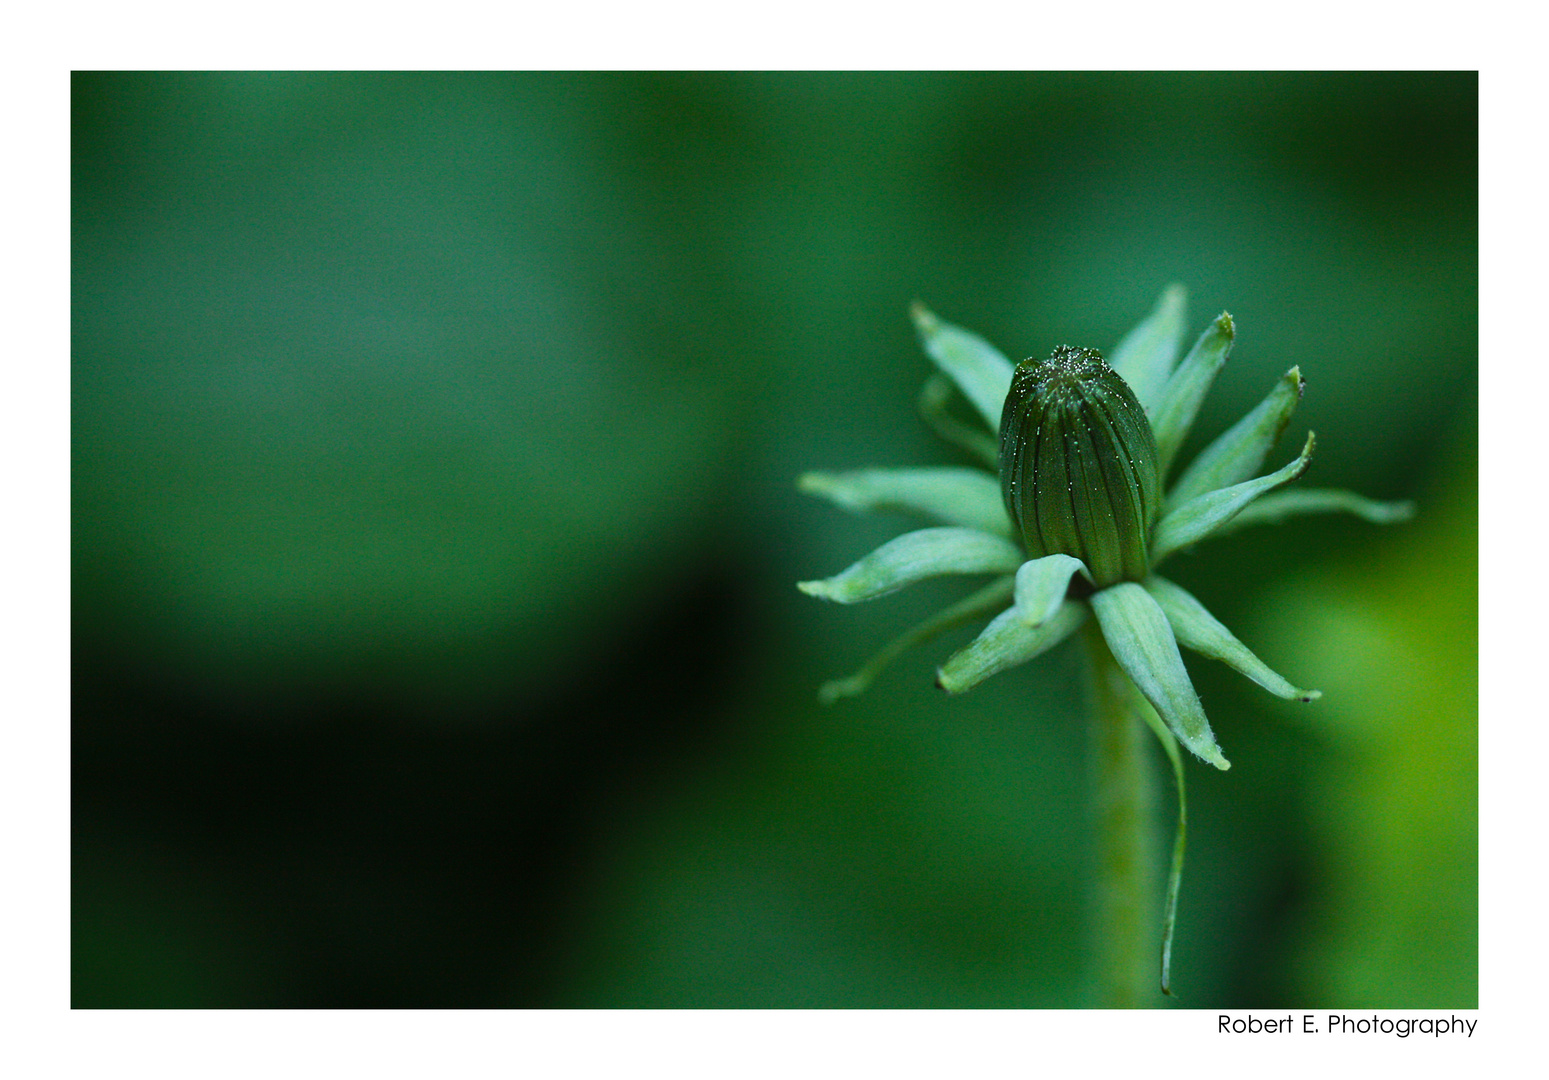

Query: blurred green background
[72,71,1476,1008]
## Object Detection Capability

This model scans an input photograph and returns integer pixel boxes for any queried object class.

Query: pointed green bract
[1014,554,1091,627]
[798,526,1023,604]
[910,303,1014,433]
[1209,487,1417,537]
[1090,583,1229,769]
[1152,432,1316,563]
[918,374,999,467]
[818,576,1016,703]
[1150,312,1235,479]
[1144,576,1320,702]
[1109,284,1188,413]
[936,599,1087,695]
[999,347,1160,588]
[799,467,1011,538]
[1166,366,1304,510]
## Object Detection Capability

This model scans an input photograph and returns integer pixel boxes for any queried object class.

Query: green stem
[1081,619,1159,1008]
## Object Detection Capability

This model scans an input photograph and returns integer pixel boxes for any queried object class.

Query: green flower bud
[999,345,1161,589]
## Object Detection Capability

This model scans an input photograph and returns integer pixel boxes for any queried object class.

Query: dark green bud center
[998,345,1160,589]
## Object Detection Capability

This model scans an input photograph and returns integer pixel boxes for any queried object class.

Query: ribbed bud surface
[998,346,1161,589]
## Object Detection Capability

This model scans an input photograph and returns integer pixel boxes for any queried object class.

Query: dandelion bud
[999,346,1160,589]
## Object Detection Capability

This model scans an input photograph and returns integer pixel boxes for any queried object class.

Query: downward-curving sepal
[1090,582,1230,770]
[1014,554,1092,627]
[936,599,1087,695]
[798,527,1023,604]
[1143,576,1320,702]
[818,577,1016,703]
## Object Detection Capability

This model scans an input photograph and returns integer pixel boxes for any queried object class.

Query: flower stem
[1081,618,1160,1008]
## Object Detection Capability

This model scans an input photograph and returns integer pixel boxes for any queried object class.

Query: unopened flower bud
[998,346,1160,589]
